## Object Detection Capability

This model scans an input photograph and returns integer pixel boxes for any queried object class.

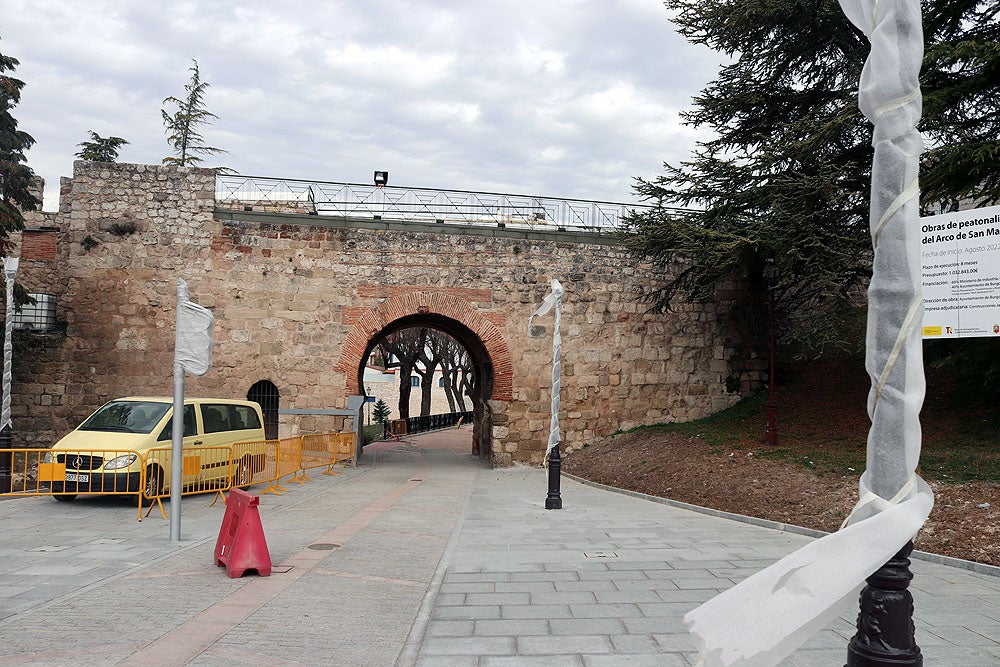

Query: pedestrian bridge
[15,162,746,466]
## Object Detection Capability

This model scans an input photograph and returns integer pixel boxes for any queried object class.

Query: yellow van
[47,397,267,502]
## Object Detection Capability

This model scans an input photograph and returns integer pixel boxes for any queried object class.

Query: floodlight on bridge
[373,171,388,188]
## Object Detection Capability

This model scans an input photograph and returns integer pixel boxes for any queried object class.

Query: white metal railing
[215,174,673,233]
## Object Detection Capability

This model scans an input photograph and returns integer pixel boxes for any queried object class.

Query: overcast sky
[3,0,723,213]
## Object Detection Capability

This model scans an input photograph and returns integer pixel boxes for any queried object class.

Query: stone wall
[12,161,746,464]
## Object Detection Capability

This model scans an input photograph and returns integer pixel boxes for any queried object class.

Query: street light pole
[0,257,19,494]
[529,279,565,510]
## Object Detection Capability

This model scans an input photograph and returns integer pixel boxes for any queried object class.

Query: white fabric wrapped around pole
[175,279,215,376]
[528,279,564,461]
[1,258,18,432]
[684,0,933,663]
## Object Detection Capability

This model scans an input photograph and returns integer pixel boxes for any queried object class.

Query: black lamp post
[846,540,921,665]
[530,280,565,510]
[545,444,562,509]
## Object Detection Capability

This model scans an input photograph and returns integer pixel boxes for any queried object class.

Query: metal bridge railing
[215,174,666,233]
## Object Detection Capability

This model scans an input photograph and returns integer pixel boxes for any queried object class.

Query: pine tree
[161,60,226,167]
[372,399,391,424]
[0,46,39,251]
[628,0,1000,352]
[75,131,129,162]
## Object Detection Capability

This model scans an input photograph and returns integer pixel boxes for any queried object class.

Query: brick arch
[335,291,513,401]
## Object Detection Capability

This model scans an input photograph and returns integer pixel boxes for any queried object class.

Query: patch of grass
[920,447,1000,483]
[613,354,1000,484]
[615,393,765,446]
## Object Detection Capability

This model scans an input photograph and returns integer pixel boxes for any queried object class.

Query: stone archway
[335,291,513,462]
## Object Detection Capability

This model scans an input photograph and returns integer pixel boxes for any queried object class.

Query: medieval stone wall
[13,161,744,464]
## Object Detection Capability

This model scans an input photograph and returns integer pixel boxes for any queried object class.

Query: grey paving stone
[464,592,531,606]
[414,657,478,667]
[593,590,664,604]
[474,618,551,636]
[440,582,495,594]
[609,633,662,654]
[583,654,691,667]
[623,616,690,634]
[500,604,572,620]
[550,617,626,635]
[529,591,598,605]
[481,656,583,667]
[517,634,615,655]
[569,602,643,618]
[420,636,515,656]
[426,620,475,637]
[494,581,556,594]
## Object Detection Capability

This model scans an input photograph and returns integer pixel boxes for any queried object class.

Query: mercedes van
[47,397,267,501]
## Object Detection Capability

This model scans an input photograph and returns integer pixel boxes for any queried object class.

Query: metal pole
[0,258,19,494]
[533,280,565,510]
[169,280,186,542]
[839,0,925,662]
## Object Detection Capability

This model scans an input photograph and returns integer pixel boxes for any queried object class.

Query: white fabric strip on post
[528,279,564,463]
[683,0,933,664]
[175,278,215,376]
[1,258,18,432]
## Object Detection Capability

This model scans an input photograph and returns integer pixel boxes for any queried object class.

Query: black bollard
[0,424,11,494]
[846,540,922,666]
[545,444,562,509]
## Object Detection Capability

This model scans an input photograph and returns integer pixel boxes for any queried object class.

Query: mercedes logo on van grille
[73,456,83,470]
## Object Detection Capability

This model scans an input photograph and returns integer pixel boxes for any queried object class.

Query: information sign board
[921,205,1000,338]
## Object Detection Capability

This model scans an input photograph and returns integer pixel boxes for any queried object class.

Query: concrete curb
[563,471,1000,578]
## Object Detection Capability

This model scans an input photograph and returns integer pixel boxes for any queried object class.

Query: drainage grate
[583,551,619,559]
[308,543,341,551]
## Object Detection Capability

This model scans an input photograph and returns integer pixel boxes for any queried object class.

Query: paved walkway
[1,427,998,665]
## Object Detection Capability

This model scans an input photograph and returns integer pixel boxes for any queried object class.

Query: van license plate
[65,473,89,482]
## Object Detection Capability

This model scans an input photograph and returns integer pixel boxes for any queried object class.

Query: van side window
[229,404,262,430]
[157,404,198,441]
[201,405,233,434]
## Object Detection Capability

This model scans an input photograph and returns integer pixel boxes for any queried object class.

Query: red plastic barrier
[214,487,272,577]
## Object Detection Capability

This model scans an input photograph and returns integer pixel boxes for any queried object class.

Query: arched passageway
[336,292,512,463]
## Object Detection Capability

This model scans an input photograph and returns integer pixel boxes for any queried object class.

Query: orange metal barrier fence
[142,444,238,518]
[1,431,358,519]
[335,432,357,468]
[299,432,337,480]
[3,447,148,519]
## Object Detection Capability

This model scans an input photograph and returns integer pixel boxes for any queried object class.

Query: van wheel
[233,456,253,487]
[54,494,77,502]
[143,465,164,502]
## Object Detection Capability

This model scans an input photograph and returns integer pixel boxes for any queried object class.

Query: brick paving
[1,426,998,666]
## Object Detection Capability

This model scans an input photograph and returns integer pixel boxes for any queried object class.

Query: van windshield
[78,401,171,434]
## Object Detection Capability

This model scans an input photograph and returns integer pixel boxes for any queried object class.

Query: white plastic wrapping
[684,1,933,663]
[528,279,564,460]
[2,258,18,430]
[175,278,214,376]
